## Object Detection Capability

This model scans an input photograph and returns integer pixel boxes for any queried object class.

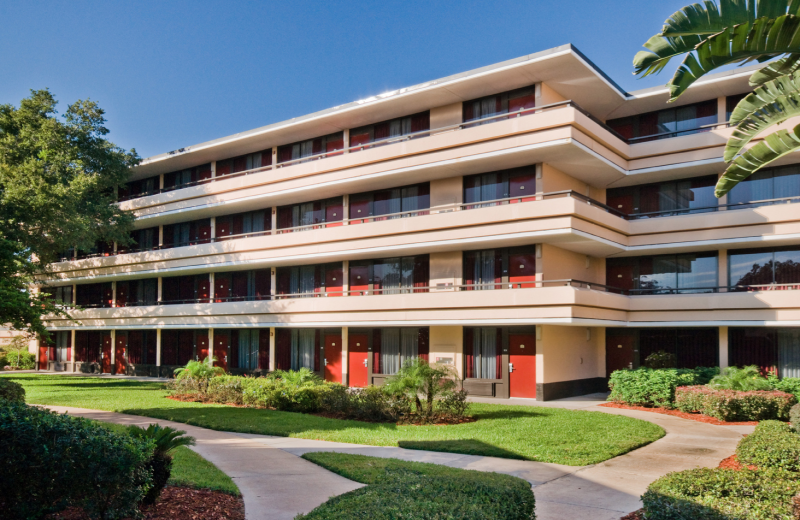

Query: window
[607,175,718,217]
[119,175,159,201]
[728,163,800,207]
[463,246,536,290]
[160,330,206,366]
[216,210,271,240]
[76,240,114,259]
[276,262,341,298]
[277,132,344,164]
[349,256,429,295]
[76,283,113,308]
[127,331,156,365]
[730,328,780,376]
[726,93,748,121]
[607,328,718,369]
[350,112,430,150]
[163,164,212,191]
[162,219,211,248]
[75,331,103,364]
[216,149,272,177]
[161,275,210,304]
[277,197,343,231]
[49,285,73,307]
[465,327,501,379]
[463,166,536,208]
[116,279,158,307]
[291,329,316,371]
[463,86,536,126]
[349,183,430,222]
[214,269,271,302]
[607,253,718,294]
[728,247,800,289]
[607,100,717,141]
[119,227,158,254]
[54,331,71,363]
[371,328,429,375]
[237,329,260,370]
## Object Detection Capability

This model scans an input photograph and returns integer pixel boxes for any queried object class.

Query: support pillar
[110,330,116,372]
[157,277,163,303]
[111,281,117,307]
[208,329,215,362]
[271,207,278,234]
[209,272,216,302]
[210,217,216,241]
[156,329,162,367]
[70,330,76,372]
[718,249,728,293]
[342,260,349,295]
[211,160,217,179]
[342,194,349,225]
[271,269,277,299]
[269,327,276,371]
[343,128,350,154]
[341,327,349,385]
[719,326,729,370]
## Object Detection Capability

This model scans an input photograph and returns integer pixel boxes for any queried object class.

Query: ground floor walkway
[42,397,751,520]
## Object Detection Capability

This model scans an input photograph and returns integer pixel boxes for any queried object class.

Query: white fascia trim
[627,67,758,100]
[136,139,574,221]
[624,231,800,253]
[44,318,800,331]
[40,228,575,284]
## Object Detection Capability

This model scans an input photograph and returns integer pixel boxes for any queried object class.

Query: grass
[7,374,665,466]
[296,452,535,520]
[97,421,240,495]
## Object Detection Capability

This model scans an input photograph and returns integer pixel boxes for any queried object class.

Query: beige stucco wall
[540,243,605,285]
[429,326,463,378]
[430,176,463,210]
[430,103,462,131]
[541,163,606,203]
[429,251,462,288]
[537,325,604,383]
[537,83,567,107]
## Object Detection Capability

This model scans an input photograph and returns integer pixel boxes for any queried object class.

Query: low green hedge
[0,378,25,403]
[0,402,153,519]
[297,452,535,520]
[0,351,36,370]
[674,387,796,421]
[736,420,800,472]
[643,467,800,520]
[607,367,718,408]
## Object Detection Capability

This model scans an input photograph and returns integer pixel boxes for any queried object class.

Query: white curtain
[400,328,418,367]
[779,329,800,378]
[381,328,400,375]
[56,332,69,363]
[401,186,419,214]
[473,251,496,290]
[238,330,259,370]
[290,266,315,297]
[386,189,402,218]
[246,152,263,171]
[480,173,499,206]
[291,329,315,370]
[380,258,402,294]
[473,328,497,379]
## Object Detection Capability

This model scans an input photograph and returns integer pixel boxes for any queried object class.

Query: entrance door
[509,251,537,289]
[115,333,127,374]
[326,266,343,297]
[102,333,112,373]
[607,263,635,294]
[607,334,636,377]
[215,332,228,371]
[348,334,369,387]
[197,332,209,362]
[509,334,536,398]
[39,344,49,370]
[324,334,342,383]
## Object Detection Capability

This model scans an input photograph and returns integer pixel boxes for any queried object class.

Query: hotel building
[35,45,800,400]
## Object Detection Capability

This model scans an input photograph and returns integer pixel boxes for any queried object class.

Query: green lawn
[7,374,664,466]
[297,452,535,519]
[98,421,239,495]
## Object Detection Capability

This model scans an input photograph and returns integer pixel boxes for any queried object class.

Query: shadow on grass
[398,439,526,460]
[470,409,547,420]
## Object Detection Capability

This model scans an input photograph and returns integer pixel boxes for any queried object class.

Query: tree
[634,1,800,196]
[2,334,33,369]
[0,89,138,336]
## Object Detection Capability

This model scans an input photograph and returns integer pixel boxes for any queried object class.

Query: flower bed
[675,386,795,422]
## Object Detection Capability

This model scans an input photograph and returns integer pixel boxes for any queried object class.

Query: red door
[349,264,369,296]
[509,172,536,202]
[197,332,209,362]
[326,200,343,227]
[116,282,128,307]
[348,334,369,387]
[215,275,231,302]
[324,334,342,383]
[39,344,49,370]
[215,332,228,370]
[326,265,343,296]
[607,263,635,294]
[349,198,370,224]
[509,334,536,398]
[115,333,127,374]
[607,334,636,377]
[102,333,112,373]
[197,275,210,303]
[509,252,536,289]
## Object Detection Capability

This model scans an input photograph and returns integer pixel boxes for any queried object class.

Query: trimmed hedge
[0,351,36,370]
[643,467,800,520]
[607,367,718,408]
[736,420,800,472]
[0,402,153,519]
[791,403,800,432]
[674,387,796,421]
[0,378,25,403]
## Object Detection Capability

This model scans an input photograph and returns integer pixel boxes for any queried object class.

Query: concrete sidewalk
[44,398,752,520]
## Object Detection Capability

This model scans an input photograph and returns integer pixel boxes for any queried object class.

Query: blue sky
[1,1,694,158]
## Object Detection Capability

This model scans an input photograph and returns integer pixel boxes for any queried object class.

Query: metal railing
[626,121,731,143]
[625,195,800,220]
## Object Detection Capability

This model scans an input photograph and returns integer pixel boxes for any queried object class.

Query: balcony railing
[626,195,800,220]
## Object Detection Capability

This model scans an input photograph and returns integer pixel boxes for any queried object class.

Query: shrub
[2,350,35,370]
[643,467,800,520]
[768,374,800,399]
[438,388,470,418]
[0,378,25,403]
[128,424,195,505]
[644,350,677,369]
[736,420,800,472]
[607,367,712,407]
[791,403,800,432]
[269,367,322,386]
[206,375,247,405]
[383,359,459,418]
[0,402,153,519]
[674,386,796,421]
[708,365,773,391]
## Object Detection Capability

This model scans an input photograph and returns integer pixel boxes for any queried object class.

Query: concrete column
[70,330,76,372]
[159,174,165,191]
[157,277,163,303]
[271,269,277,299]
[341,327,349,384]
[719,326,729,369]
[208,329,215,362]
[535,164,544,201]
[535,244,544,287]
[113,241,118,254]
[110,330,116,371]
[111,281,117,307]
[717,96,727,124]
[156,329,162,367]
[718,172,728,208]
[210,217,216,240]
[209,272,216,302]
[342,194,349,225]
[158,225,164,247]
[271,207,278,234]
[72,284,77,306]
[342,260,350,295]
[211,160,217,179]
[718,249,728,293]
[272,147,278,168]
[343,129,350,154]
[269,327,276,371]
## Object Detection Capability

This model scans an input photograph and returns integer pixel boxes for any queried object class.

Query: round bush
[737,420,800,472]
[0,378,25,403]
[3,351,35,370]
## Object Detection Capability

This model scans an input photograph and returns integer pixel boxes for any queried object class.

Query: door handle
[324,358,328,366]
[509,362,514,373]
[363,358,368,367]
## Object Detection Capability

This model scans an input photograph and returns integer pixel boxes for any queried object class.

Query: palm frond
[724,71,800,160]
[663,0,800,36]
[634,34,705,77]
[668,15,800,100]
[750,53,800,84]
[717,123,800,196]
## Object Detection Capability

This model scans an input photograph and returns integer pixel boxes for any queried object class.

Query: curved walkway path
[44,397,753,520]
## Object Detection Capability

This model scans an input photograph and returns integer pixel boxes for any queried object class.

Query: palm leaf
[634,34,705,77]
[716,123,800,196]
[668,15,800,100]
[663,0,800,36]
[724,71,800,160]
[750,53,800,84]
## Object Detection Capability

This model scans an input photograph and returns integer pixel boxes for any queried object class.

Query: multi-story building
[35,44,800,400]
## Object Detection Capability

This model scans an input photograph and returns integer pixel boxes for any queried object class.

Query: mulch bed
[599,402,760,426]
[718,453,757,471]
[620,511,644,520]
[46,486,244,520]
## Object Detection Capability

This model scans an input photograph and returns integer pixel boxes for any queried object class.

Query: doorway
[509,334,536,398]
[348,334,369,387]
[324,334,342,383]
